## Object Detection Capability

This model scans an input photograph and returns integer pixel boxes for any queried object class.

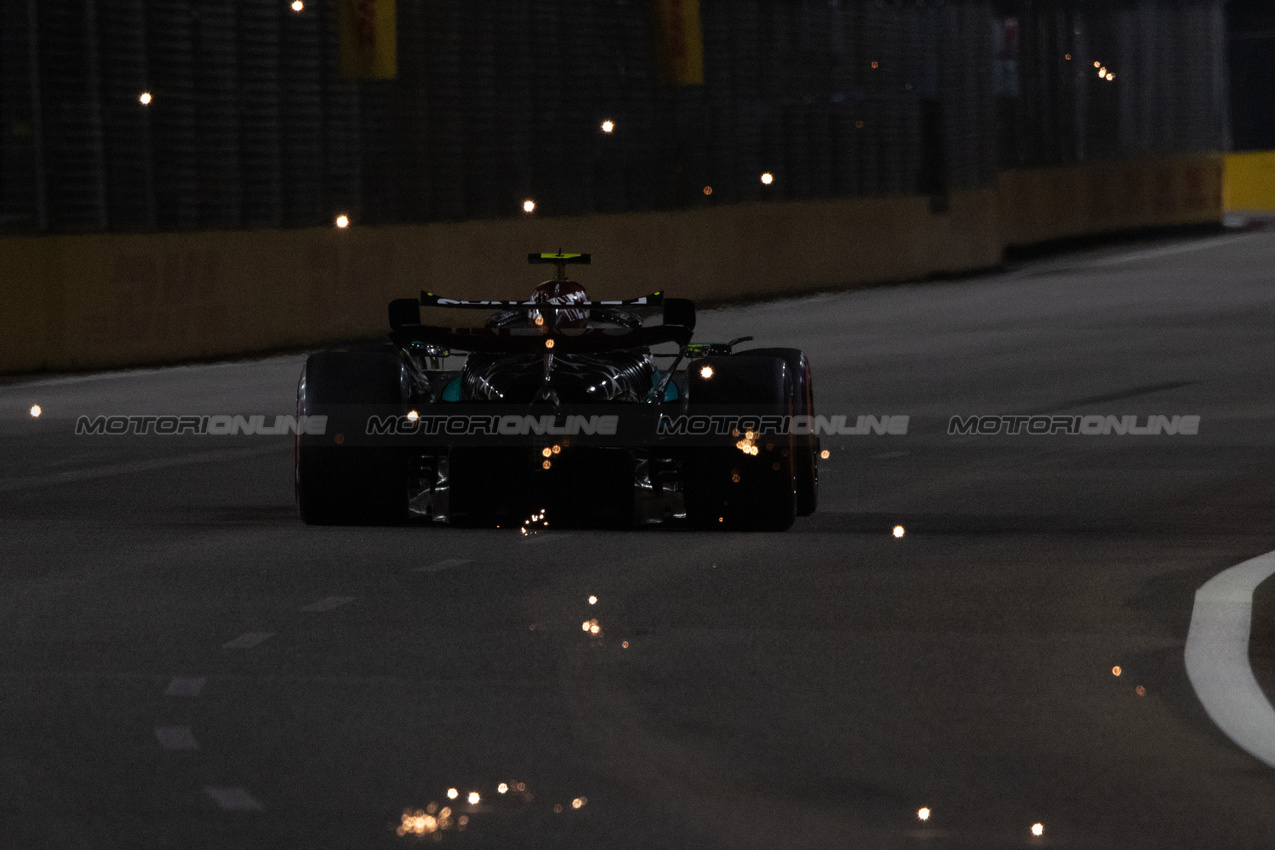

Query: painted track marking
[1185,550,1275,769]
[204,786,264,812]
[164,676,205,697]
[155,726,199,751]
[300,596,355,612]
[222,632,274,650]
[1088,234,1258,267]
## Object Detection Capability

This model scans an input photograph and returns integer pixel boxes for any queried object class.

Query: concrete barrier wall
[1224,151,1275,212]
[998,153,1225,248]
[0,154,1222,375]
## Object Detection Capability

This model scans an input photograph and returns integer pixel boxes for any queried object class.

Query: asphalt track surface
[4,231,1275,849]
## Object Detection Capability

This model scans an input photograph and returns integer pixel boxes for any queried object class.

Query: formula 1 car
[296,253,817,529]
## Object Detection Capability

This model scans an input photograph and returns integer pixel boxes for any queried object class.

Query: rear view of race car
[296,253,818,530]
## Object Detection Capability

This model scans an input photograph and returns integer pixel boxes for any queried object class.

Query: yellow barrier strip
[1225,151,1275,212]
[0,154,1227,374]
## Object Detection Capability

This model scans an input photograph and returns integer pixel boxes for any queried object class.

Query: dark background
[0,0,1241,234]
[1228,0,1275,151]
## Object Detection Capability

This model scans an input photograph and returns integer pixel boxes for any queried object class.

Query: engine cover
[462,351,655,403]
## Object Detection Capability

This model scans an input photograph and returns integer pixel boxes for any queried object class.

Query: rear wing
[417,291,665,310]
[390,292,695,353]
[391,323,694,355]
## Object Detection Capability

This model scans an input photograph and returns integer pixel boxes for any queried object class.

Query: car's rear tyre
[296,351,409,526]
[734,347,817,515]
[682,355,797,531]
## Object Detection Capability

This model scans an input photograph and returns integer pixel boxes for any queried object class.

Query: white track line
[1089,234,1257,267]
[164,676,206,697]
[412,558,471,573]
[155,726,199,751]
[221,632,274,650]
[300,596,355,612]
[204,786,265,812]
[1185,550,1275,769]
